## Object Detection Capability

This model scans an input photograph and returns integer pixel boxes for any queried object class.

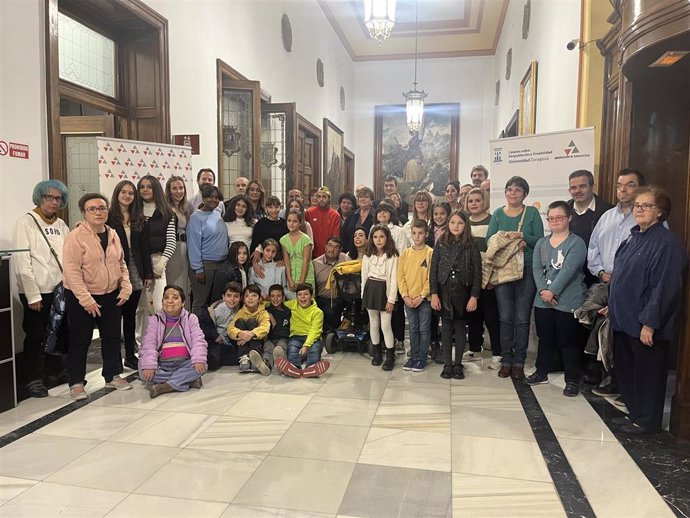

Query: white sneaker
[105,376,132,391]
[69,384,88,400]
[487,356,502,370]
[462,350,482,362]
[395,340,406,355]
[239,355,251,373]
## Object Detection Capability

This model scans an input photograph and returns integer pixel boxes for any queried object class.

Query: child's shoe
[402,358,415,371]
[189,378,203,389]
[440,365,453,379]
[238,355,252,373]
[411,359,426,372]
[276,357,302,378]
[452,364,465,379]
[249,350,270,376]
[462,350,482,362]
[302,360,330,378]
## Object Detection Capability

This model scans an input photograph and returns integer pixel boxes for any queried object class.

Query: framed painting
[373,103,459,202]
[519,60,538,135]
[323,118,344,204]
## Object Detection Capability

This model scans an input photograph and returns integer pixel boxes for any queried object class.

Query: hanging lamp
[403,0,427,133]
[363,0,397,43]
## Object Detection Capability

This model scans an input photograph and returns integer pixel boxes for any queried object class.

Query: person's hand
[85,302,101,317]
[640,325,654,347]
[275,260,285,268]
[116,297,128,307]
[196,272,206,284]
[597,306,609,316]
[600,272,611,283]
[466,296,478,312]
[193,363,207,374]
[385,302,394,314]
[507,231,523,240]
[141,369,156,382]
[237,330,254,342]
[28,301,42,312]
[431,294,441,311]
[300,346,308,358]
[540,290,557,305]
[288,279,297,291]
[252,261,266,279]
[144,279,153,289]
[403,296,414,308]
[215,336,223,343]
[517,240,527,250]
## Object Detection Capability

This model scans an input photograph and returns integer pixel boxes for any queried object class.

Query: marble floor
[0,351,684,518]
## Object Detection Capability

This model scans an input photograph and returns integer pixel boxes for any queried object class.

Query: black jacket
[107,218,153,281]
[429,239,482,298]
[341,209,374,254]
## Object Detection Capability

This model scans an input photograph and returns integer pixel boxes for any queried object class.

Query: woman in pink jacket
[139,285,207,398]
[63,193,132,400]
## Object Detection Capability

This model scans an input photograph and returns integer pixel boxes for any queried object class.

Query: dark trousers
[207,341,239,370]
[467,288,501,355]
[442,317,466,367]
[191,260,229,315]
[19,293,53,385]
[391,294,405,342]
[614,331,669,431]
[66,289,123,385]
[430,313,440,344]
[316,296,346,332]
[234,318,263,357]
[120,289,142,360]
[534,307,582,383]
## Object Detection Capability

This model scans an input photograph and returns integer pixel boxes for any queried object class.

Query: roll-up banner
[489,128,595,228]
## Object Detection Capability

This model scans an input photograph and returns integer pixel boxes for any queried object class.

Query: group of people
[13,164,686,434]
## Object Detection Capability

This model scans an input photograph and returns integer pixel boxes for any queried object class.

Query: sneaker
[275,357,302,378]
[563,382,580,397]
[395,340,406,355]
[525,372,549,386]
[487,356,502,370]
[105,376,132,391]
[238,355,251,373]
[613,395,626,408]
[69,384,88,401]
[273,346,285,361]
[123,357,138,370]
[611,416,631,426]
[411,359,426,372]
[440,365,453,379]
[249,350,270,376]
[189,378,203,389]
[452,364,465,380]
[462,350,482,362]
[591,376,619,397]
[26,380,49,398]
[302,360,331,378]
[402,358,415,371]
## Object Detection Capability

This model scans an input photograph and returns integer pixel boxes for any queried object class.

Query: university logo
[493,148,503,163]
[564,140,580,156]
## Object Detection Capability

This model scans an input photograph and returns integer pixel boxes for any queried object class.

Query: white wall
[494,0,581,135]
[0,0,48,248]
[142,0,356,173]
[353,56,496,188]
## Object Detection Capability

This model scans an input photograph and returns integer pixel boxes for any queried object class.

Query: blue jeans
[495,266,536,367]
[287,336,323,368]
[405,299,432,362]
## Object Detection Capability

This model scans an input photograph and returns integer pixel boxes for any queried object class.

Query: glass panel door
[260,102,296,203]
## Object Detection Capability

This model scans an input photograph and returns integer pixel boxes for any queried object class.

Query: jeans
[495,266,536,366]
[145,358,202,392]
[66,289,123,385]
[316,296,345,332]
[287,335,323,368]
[467,288,501,355]
[405,299,432,362]
[534,307,582,383]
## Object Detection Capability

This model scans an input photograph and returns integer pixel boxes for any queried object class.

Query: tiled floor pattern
[0,353,676,518]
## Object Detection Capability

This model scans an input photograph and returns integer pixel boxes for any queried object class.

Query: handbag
[482,208,527,287]
[27,213,68,354]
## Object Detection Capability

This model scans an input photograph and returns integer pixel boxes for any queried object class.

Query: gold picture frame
[519,60,538,135]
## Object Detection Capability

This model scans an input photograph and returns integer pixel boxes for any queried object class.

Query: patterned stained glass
[260,112,287,202]
[220,89,254,198]
[58,12,116,98]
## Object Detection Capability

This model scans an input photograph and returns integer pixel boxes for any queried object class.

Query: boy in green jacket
[275,283,330,378]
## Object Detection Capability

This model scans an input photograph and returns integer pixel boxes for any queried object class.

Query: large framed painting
[519,60,538,135]
[323,118,344,204]
[374,103,459,202]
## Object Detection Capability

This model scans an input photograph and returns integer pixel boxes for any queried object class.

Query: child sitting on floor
[139,285,207,398]
[198,281,242,371]
[275,283,330,378]
[227,284,271,375]
[264,284,291,370]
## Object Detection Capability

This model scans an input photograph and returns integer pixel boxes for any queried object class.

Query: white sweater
[361,253,398,304]
[13,213,70,304]
[388,223,409,254]
[226,219,253,247]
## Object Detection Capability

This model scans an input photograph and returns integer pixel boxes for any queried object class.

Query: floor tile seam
[124,446,188,496]
[511,379,596,518]
[352,370,392,466]
[449,430,538,443]
[121,490,233,511]
[451,470,560,487]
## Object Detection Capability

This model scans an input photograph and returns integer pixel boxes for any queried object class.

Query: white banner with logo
[489,128,595,227]
[96,137,194,197]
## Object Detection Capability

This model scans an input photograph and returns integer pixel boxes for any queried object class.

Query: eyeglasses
[547,215,568,223]
[42,195,63,203]
[632,202,656,211]
[616,182,638,191]
[84,206,108,214]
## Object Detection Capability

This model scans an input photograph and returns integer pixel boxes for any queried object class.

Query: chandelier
[363,0,397,43]
[403,0,427,133]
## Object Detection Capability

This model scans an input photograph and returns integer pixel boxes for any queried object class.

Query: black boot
[371,344,383,366]
[382,347,395,371]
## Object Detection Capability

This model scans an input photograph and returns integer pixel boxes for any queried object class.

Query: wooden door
[303,136,314,195]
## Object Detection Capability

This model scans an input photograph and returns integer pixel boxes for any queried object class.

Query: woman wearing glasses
[526,201,586,397]
[13,180,70,398]
[608,187,686,434]
[63,193,132,400]
[486,176,544,380]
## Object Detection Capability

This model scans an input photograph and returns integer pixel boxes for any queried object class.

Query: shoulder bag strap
[517,206,528,233]
[27,213,63,273]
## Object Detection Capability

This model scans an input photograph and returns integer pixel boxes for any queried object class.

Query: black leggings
[442,317,466,367]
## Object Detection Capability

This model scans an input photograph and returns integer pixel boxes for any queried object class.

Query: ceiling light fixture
[363,0,397,43]
[403,0,427,134]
